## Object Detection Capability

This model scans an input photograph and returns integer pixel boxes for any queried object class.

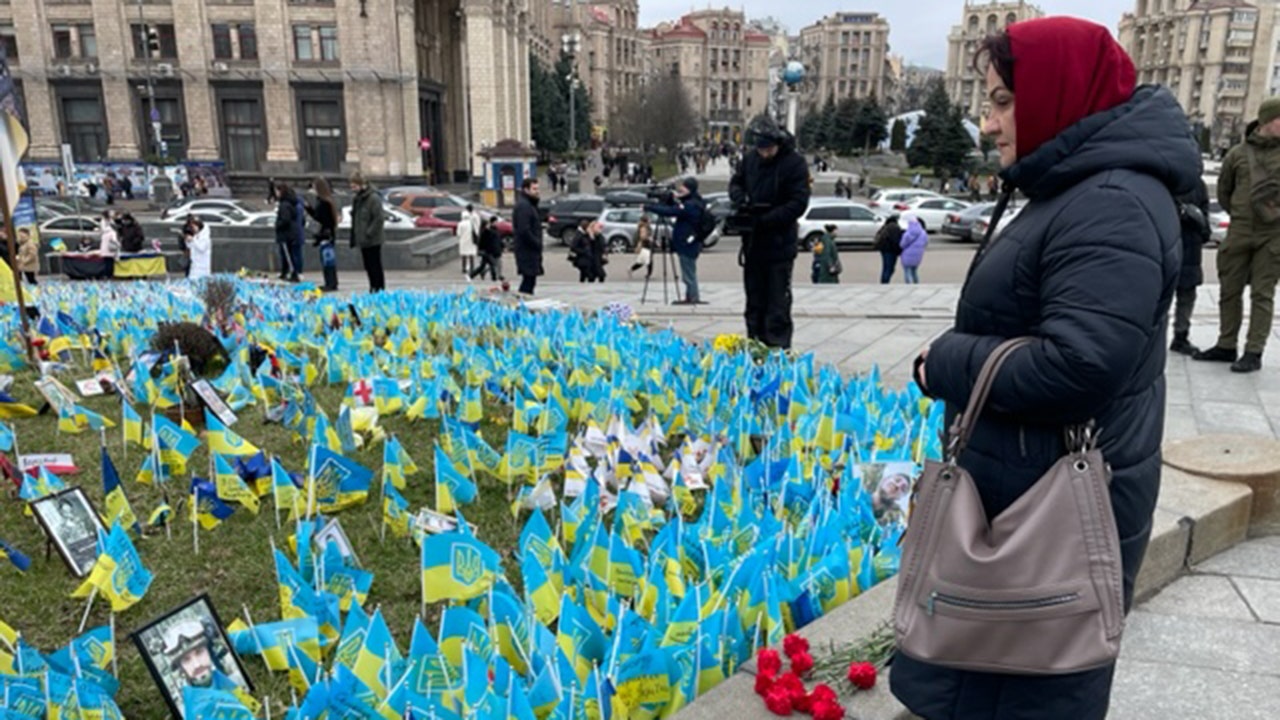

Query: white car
[796,199,887,249]
[160,197,258,220]
[160,207,249,226]
[867,188,942,211]
[339,205,416,230]
[1208,201,1229,246]
[898,196,973,233]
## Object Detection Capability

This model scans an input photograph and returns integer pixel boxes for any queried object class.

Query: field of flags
[0,279,944,720]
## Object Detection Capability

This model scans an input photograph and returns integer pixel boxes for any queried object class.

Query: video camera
[646,183,676,204]
[723,201,771,236]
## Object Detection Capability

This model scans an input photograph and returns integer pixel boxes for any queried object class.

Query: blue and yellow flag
[434,444,477,510]
[70,522,153,611]
[153,413,200,462]
[182,686,256,720]
[101,447,140,534]
[0,392,36,419]
[122,402,144,448]
[383,483,411,538]
[227,616,323,673]
[0,537,30,572]
[46,625,117,697]
[309,446,374,513]
[383,436,419,491]
[19,467,65,504]
[214,454,260,514]
[205,410,260,456]
[190,477,236,530]
[420,530,501,603]
[272,457,301,518]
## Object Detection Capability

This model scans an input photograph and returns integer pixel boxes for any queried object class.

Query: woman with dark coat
[306,177,339,292]
[872,215,903,284]
[895,18,1199,720]
[274,182,301,282]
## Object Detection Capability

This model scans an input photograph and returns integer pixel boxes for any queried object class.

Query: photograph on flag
[30,486,104,577]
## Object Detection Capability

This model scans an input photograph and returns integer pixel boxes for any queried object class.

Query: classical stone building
[945,0,1044,119]
[897,64,945,113]
[3,0,529,184]
[552,0,646,137]
[796,13,894,111]
[648,9,771,143]
[1119,0,1278,152]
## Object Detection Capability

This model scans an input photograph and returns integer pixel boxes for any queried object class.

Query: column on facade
[255,0,298,164]
[91,0,140,159]
[10,0,57,158]
[464,0,498,178]
[396,0,422,178]
[516,16,531,142]
[173,0,219,160]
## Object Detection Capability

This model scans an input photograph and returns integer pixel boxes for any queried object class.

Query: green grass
[0,379,523,718]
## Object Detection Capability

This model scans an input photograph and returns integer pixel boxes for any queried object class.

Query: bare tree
[611,76,700,152]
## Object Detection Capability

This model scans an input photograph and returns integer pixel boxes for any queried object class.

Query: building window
[1233,10,1257,24]
[318,26,338,61]
[212,24,233,60]
[59,92,107,162]
[78,24,97,59]
[131,23,177,59]
[220,95,265,171]
[299,96,344,172]
[136,92,186,159]
[239,24,258,60]
[52,25,74,60]
[293,25,313,60]
[0,23,18,63]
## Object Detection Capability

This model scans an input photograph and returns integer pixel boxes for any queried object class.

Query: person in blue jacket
[644,177,706,305]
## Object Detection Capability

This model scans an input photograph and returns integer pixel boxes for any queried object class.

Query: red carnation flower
[847,661,877,690]
[809,684,838,706]
[790,651,815,676]
[776,672,807,704]
[755,671,777,697]
[783,634,810,658]
[757,648,784,676]
[764,687,794,716]
[811,699,846,720]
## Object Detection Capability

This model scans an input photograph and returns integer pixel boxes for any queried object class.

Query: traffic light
[146,26,160,57]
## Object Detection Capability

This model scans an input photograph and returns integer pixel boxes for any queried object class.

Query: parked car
[339,205,417,231]
[940,202,997,240]
[414,207,514,243]
[898,196,972,232]
[39,215,102,249]
[971,204,1023,242]
[866,188,942,211]
[796,199,887,249]
[543,195,607,242]
[160,208,250,226]
[160,197,257,220]
[1208,200,1229,246]
[383,187,467,217]
[37,199,81,218]
[595,207,659,254]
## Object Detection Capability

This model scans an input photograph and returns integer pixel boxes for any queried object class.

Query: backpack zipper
[926,590,1080,616]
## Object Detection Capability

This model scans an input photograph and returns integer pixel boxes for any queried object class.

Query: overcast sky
[637,1,1136,68]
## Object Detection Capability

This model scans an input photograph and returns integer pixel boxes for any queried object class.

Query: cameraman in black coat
[729,115,811,349]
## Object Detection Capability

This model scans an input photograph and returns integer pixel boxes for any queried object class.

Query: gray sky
[637,1,1135,69]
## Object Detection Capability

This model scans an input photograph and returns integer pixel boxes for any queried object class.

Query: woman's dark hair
[275,181,291,198]
[313,176,333,204]
[974,31,1015,93]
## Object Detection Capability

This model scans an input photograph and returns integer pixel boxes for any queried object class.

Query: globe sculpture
[783,60,806,87]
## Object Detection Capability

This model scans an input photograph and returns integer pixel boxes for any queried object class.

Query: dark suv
[543,194,607,242]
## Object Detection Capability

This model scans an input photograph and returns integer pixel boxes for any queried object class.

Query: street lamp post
[135,0,161,158]
[561,32,581,153]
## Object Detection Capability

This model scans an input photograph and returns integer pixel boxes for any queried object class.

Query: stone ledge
[1163,435,1280,537]
[675,467,1255,720]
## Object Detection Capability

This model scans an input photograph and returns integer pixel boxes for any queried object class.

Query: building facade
[1119,0,1278,153]
[797,13,894,111]
[945,0,1044,119]
[897,64,945,112]
[553,0,646,137]
[648,9,771,144]
[3,0,529,184]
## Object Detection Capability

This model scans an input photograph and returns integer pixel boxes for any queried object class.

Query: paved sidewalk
[340,275,1280,718]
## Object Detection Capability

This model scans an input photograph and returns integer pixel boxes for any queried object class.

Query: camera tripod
[639,213,687,306]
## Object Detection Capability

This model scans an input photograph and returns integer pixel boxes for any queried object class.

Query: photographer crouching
[644,177,706,305]
[730,115,811,349]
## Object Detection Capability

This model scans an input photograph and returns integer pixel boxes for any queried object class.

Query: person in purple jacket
[899,216,928,284]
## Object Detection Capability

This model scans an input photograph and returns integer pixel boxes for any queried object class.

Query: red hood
[1008,17,1136,160]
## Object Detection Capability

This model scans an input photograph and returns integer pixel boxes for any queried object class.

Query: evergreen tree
[831,97,861,155]
[816,95,837,149]
[851,95,890,153]
[907,79,973,175]
[890,118,908,152]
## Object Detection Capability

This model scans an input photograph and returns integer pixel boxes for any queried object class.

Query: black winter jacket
[644,193,704,259]
[513,192,543,278]
[275,192,300,246]
[1176,178,1210,289]
[729,137,811,263]
[900,86,1199,716]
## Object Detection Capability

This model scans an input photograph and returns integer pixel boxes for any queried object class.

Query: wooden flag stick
[0,178,34,362]
[77,586,97,634]
[192,483,200,556]
[109,612,118,678]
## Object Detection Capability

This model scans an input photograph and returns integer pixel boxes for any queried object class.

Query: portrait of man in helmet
[132,595,253,719]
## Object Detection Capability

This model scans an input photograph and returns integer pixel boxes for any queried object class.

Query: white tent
[880,110,982,150]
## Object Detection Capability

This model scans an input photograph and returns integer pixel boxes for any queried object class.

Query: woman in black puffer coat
[894,18,1200,720]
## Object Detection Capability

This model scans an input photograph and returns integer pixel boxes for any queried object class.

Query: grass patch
[1,377,527,717]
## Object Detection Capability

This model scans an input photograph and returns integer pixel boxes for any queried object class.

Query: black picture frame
[30,486,105,578]
[131,594,254,720]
